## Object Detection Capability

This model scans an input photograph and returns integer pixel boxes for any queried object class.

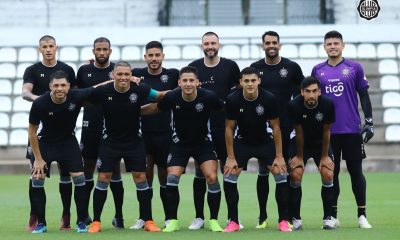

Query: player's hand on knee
[32,159,47,179]
[224,157,238,175]
[289,156,304,170]
[319,156,334,172]
[272,156,287,174]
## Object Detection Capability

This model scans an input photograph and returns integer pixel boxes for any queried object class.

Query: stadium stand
[379,59,399,74]
[0,113,10,128]
[12,97,31,112]
[299,44,319,58]
[0,63,16,78]
[382,92,400,108]
[377,43,397,59]
[10,112,29,129]
[380,75,400,91]
[59,47,80,62]
[249,0,284,25]
[383,108,400,124]
[0,96,12,112]
[357,43,376,59]
[18,47,38,62]
[182,45,202,60]
[208,0,243,26]
[0,130,8,146]
[0,79,12,95]
[9,129,28,146]
[121,46,142,61]
[0,47,17,62]
[385,125,400,142]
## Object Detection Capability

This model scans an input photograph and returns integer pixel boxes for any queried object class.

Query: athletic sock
[110,175,124,219]
[160,185,168,220]
[82,178,94,220]
[165,185,179,220]
[223,181,239,224]
[31,186,47,226]
[137,188,152,221]
[289,185,302,219]
[207,182,221,220]
[275,181,289,222]
[29,179,35,217]
[256,174,269,222]
[321,185,335,219]
[74,184,87,222]
[193,175,206,219]
[92,182,108,222]
[358,207,366,218]
[59,180,72,216]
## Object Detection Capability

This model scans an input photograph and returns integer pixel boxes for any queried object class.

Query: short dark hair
[240,67,260,78]
[39,35,56,44]
[114,60,131,70]
[301,76,320,89]
[49,70,69,83]
[324,30,343,42]
[262,31,280,43]
[202,31,219,40]
[145,41,163,51]
[179,66,198,77]
[93,37,111,48]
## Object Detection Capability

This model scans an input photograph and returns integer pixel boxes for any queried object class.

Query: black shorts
[331,133,366,161]
[29,136,83,177]
[98,138,146,172]
[142,131,171,168]
[234,136,275,171]
[211,128,227,164]
[302,147,334,167]
[167,139,217,168]
[80,128,102,159]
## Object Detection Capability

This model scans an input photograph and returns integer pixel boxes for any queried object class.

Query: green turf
[0,172,399,240]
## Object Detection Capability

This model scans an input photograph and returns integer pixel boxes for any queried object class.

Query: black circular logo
[357,0,380,20]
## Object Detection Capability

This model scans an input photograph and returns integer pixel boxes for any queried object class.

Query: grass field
[0,172,399,240]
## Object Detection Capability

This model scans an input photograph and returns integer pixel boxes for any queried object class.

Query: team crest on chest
[129,93,138,103]
[195,103,204,112]
[315,112,323,122]
[256,104,264,115]
[279,67,288,77]
[342,68,350,77]
[160,74,169,83]
[68,103,76,111]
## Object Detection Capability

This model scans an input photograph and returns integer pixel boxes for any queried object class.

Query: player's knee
[322,179,334,187]
[59,175,72,184]
[166,174,180,186]
[31,178,45,188]
[95,181,109,190]
[205,172,218,184]
[98,172,112,182]
[320,166,333,181]
[207,182,221,193]
[195,167,205,179]
[223,174,238,184]
[273,173,288,184]
[290,167,303,182]
[72,174,86,187]
[258,165,270,177]
[132,172,146,182]
[135,181,150,191]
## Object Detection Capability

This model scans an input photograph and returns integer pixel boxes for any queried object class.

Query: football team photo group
[24,29,374,234]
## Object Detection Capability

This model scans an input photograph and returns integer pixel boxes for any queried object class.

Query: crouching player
[287,76,337,229]
[224,67,291,232]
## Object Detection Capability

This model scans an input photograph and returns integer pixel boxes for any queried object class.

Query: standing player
[130,41,179,229]
[312,30,373,228]
[287,76,337,229]
[250,31,304,229]
[29,70,95,233]
[76,37,125,228]
[224,67,291,232]
[22,35,76,231]
[188,31,240,230]
[87,61,165,233]
[141,66,224,233]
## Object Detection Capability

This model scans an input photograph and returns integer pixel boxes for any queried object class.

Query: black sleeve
[225,96,237,120]
[287,101,299,124]
[23,65,35,84]
[291,62,304,97]
[230,61,241,88]
[357,88,373,120]
[138,83,152,100]
[157,91,175,111]
[67,66,77,87]
[76,67,84,88]
[265,93,279,120]
[88,86,103,104]
[209,92,225,111]
[29,100,41,125]
[74,88,94,103]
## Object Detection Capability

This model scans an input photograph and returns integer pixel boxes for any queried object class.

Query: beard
[95,56,109,65]
[203,49,219,58]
